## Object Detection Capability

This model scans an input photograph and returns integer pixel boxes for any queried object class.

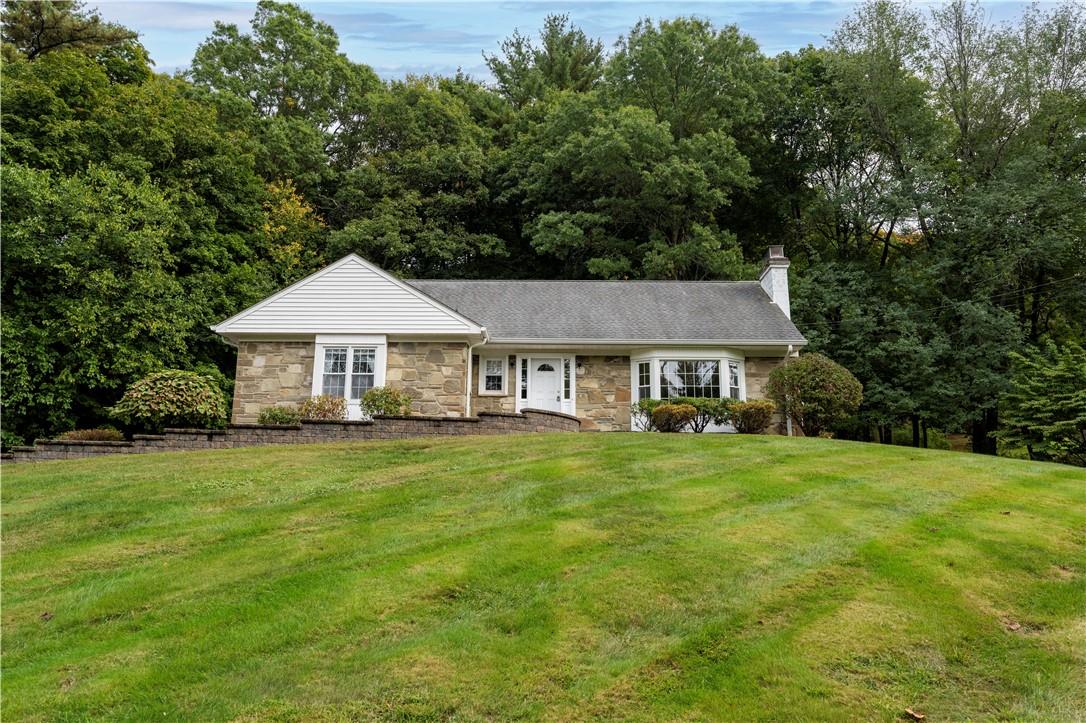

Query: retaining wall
[7,410,581,463]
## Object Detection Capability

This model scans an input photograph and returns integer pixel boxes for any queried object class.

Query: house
[212,246,807,431]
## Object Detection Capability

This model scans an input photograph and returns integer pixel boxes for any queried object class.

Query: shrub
[766,354,863,437]
[257,406,301,425]
[631,398,665,431]
[671,396,732,432]
[56,427,126,442]
[652,403,697,433]
[361,386,413,416]
[110,370,229,432]
[731,400,776,434]
[1,430,26,450]
[299,395,347,421]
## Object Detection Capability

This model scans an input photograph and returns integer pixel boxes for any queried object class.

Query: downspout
[465,328,489,417]
[785,344,794,437]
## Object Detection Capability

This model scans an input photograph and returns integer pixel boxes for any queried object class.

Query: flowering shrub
[300,395,347,420]
[652,403,698,432]
[361,386,413,416]
[56,427,126,441]
[110,370,228,431]
[730,400,776,434]
[257,406,301,425]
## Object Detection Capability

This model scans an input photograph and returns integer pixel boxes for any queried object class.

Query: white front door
[530,358,562,411]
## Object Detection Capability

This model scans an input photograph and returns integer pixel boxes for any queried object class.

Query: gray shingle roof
[406,280,806,344]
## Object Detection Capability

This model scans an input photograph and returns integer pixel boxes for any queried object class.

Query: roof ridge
[406,279,762,284]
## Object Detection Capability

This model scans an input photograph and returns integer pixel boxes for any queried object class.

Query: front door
[530,358,562,411]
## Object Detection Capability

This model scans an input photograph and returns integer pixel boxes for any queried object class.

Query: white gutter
[465,328,490,417]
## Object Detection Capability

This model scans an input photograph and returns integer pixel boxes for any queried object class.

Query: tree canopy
[2,0,1084,462]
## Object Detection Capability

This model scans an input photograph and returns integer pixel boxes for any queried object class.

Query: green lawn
[3,434,1084,721]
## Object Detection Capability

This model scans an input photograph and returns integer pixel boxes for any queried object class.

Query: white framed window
[480,357,506,395]
[637,361,652,401]
[631,354,745,403]
[727,360,742,399]
[311,335,387,420]
[660,360,721,399]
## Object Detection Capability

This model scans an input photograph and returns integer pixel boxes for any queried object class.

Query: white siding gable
[213,255,483,336]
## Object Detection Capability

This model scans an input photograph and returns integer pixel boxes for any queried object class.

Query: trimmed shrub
[56,427,125,442]
[300,395,347,421]
[110,370,229,432]
[652,403,697,433]
[766,354,862,437]
[730,400,776,434]
[361,386,413,416]
[631,398,665,431]
[257,406,301,425]
[672,396,732,432]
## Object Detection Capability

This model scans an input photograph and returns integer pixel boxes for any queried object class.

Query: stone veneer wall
[232,341,315,423]
[386,341,468,417]
[744,355,795,435]
[576,356,631,431]
[469,354,517,414]
[7,411,581,463]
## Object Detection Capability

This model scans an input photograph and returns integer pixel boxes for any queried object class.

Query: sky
[95,1,1041,80]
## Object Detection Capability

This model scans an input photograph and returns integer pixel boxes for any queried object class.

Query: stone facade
[575,356,632,432]
[469,354,517,414]
[744,356,786,400]
[744,355,793,435]
[232,341,315,423]
[386,341,468,417]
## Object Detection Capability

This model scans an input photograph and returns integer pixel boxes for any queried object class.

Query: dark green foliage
[730,400,777,434]
[55,427,125,442]
[999,343,1086,466]
[257,406,302,426]
[1,430,26,450]
[671,396,732,432]
[1,0,136,60]
[299,395,346,421]
[110,370,229,432]
[652,403,698,432]
[485,13,603,107]
[1,1,1083,456]
[360,387,413,417]
[767,354,863,437]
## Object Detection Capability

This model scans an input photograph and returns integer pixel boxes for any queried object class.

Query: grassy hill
[3,434,1084,721]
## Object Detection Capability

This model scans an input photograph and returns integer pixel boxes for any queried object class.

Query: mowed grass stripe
[3,434,1083,721]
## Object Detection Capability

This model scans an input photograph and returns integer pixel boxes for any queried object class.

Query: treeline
[2,0,1084,456]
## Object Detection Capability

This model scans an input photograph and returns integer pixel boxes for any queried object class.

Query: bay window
[660,360,720,399]
[633,356,745,404]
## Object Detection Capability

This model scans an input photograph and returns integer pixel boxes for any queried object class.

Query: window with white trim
[637,361,651,401]
[481,357,505,393]
[727,360,742,399]
[322,346,376,400]
[563,358,572,400]
[520,358,528,399]
[660,360,720,399]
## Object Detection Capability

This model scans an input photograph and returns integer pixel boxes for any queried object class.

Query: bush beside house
[731,400,776,434]
[110,370,229,432]
[766,354,863,437]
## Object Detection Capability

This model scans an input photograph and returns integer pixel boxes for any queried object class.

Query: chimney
[759,245,791,318]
